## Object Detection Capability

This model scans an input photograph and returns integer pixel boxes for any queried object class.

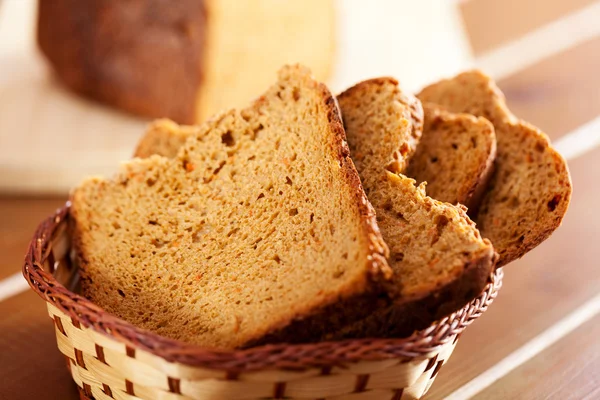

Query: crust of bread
[327,244,496,339]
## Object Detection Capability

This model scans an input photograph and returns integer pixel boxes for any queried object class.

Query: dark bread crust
[316,81,392,282]
[38,0,207,124]
[327,246,496,339]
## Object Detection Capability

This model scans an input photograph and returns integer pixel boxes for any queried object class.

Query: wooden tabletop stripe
[0,272,28,303]
[444,291,600,399]
[497,35,600,140]
[0,290,80,399]
[476,313,600,399]
[552,116,600,160]
[0,196,66,280]
[475,1,600,81]
[461,0,597,55]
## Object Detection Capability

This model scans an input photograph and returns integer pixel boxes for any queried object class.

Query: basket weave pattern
[24,206,503,400]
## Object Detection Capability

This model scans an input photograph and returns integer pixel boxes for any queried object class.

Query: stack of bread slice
[71,66,571,349]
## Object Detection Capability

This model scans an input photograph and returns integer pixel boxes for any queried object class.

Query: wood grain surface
[498,36,600,140]
[0,290,79,400]
[477,313,600,400]
[461,0,596,54]
[0,196,66,280]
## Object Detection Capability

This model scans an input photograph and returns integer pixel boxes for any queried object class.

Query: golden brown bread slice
[338,78,424,176]
[332,79,496,338]
[406,103,496,210]
[134,77,497,338]
[71,65,392,349]
[418,70,572,267]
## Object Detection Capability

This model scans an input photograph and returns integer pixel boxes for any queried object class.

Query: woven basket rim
[23,204,503,372]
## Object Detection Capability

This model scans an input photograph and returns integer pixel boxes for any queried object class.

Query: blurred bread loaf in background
[37,0,335,123]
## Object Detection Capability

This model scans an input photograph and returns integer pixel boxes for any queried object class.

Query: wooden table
[2,1,600,399]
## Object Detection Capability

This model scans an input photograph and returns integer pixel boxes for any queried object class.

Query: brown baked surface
[418,70,572,267]
[71,65,391,349]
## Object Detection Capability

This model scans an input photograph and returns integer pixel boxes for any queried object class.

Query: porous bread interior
[337,78,422,177]
[406,103,496,207]
[337,79,494,301]
[368,173,493,299]
[418,70,572,266]
[72,66,388,349]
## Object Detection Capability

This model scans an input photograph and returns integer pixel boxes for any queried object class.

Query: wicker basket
[23,205,503,400]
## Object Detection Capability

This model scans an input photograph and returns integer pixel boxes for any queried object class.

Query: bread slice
[134,77,497,338]
[418,71,572,267]
[332,79,496,338]
[405,103,496,210]
[335,78,424,177]
[71,65,392,349]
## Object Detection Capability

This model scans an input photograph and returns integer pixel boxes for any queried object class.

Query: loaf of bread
[406,103,496,210]
[418,71,572,267]
[38,0,335,124]
[333,79,496,338]
[133,78,497,339]
[71,65,392,349]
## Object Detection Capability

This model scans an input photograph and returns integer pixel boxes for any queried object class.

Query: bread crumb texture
[407,103,496,209]
[71,65,390,349]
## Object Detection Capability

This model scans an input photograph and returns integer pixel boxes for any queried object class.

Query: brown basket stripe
[125,380,135,396]
[431,360,444,378]
[354,374,370,392]
[273,381,286,398]
[102,383,113,398]
[95,344,107,364]
[168,377,182,394]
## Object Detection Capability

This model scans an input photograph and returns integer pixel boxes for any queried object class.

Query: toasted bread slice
[418,71,572,267]
[71,65,392,349]
[134,77,497,338]
[406,103,496,210]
